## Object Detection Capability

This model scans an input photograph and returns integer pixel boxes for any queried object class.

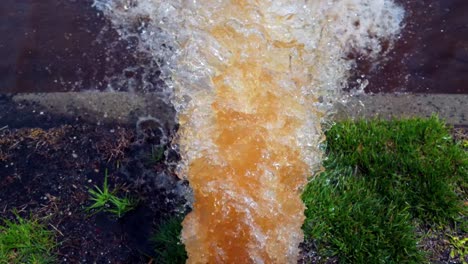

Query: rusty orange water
[177,3,329,263]
[95,0,405,262]
[180,52,313,263]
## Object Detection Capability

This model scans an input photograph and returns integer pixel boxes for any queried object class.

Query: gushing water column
[94,0,404,262]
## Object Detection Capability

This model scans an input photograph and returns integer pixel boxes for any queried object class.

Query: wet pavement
[0,0,162,93]
[0,0,467,94]
[358,0,468,94]
[1,0,108,92]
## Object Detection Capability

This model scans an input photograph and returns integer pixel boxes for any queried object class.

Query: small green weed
[151,145,165,163]
[106,195,137,218]
[144,145,165,167]
[87,170,137,218]
[0,214,56,264]
[152,216,187,264]
[462,139,468,149]
[448,235,467,263]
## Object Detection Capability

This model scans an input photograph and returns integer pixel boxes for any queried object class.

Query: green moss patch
[0,215,56,264]
[152,216,187,264]
[302,117,467,263]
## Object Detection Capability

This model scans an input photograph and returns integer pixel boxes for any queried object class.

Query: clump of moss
[0,214,56,264]
[302,157,425,263]
[302,117,467,263]
[152,216,187,264]
[325,116,466,223]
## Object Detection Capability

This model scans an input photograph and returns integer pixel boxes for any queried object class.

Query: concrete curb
[11,92,176,128]
[5,92,468,126]
[335,94,467,126]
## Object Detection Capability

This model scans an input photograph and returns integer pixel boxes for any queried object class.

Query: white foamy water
[94,0,404,263]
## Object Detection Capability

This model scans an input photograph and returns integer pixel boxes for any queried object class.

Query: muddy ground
[0,106,189,263]
[0,94,466,263]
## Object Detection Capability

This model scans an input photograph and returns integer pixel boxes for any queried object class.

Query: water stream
[94,0,404,263]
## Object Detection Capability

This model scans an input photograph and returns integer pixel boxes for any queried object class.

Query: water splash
[94,0,404,262]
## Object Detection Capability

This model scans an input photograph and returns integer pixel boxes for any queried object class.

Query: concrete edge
[10,92,177,128]
[5,92,468,126]
[335,93,468,126]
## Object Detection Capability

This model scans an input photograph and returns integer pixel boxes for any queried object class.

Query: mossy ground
[1,117,466,263]
[0,123,186,263]
[152,216,187,264]
[0,214,56,264]
[302,117,467,263]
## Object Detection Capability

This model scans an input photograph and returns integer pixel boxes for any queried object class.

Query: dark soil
[298,240,338,264]
[453,126,468,144]
[418,226,468,264]
[0,117,190,263]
